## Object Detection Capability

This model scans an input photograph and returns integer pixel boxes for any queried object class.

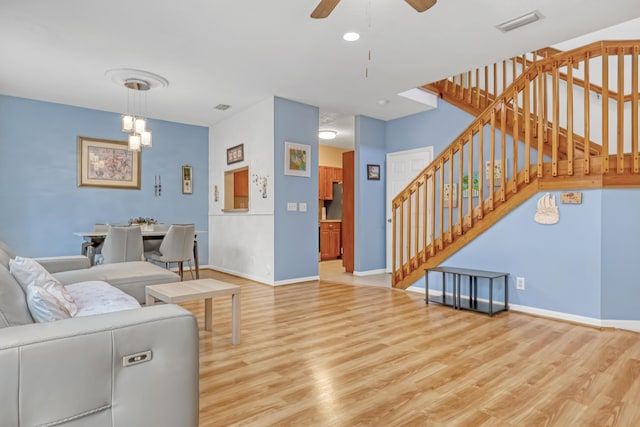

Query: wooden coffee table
[145,278,241,345]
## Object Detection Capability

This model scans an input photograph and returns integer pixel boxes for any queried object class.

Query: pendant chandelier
[105,69,169,151]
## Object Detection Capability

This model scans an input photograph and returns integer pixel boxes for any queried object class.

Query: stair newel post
[407,189,413,271]
[567,58,574,176]
[552,61,559,177]
[489,109,496,211]
[500,100,507,201]
[467,130,474,229]
[633,46,639,173]
[512,90,519,193]
[429,172,436,256]
[438,161,444,250]
[524,74,531,183]
[457,143,464,235]
[584,52,591,175]
[400,196,406,276]
[617,49,625,173]
[392,201,397,284]
[602,45,610,173]
[478,121,484,219]
[537,68,545,177]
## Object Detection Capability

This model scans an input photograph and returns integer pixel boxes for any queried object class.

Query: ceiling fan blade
[311,0,341,19]
[404,0,437,13]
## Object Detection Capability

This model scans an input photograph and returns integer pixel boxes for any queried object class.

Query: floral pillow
[26,284,72,323]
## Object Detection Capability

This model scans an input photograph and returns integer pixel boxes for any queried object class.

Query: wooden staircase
[392,40,640,289]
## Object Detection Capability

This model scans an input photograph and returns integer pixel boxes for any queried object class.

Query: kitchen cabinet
[234,169,248,197]
[318,166,343,200]
[320,221,341,260]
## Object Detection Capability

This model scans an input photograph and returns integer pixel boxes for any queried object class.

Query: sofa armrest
[0,304,199,427]
[35,255,91,273]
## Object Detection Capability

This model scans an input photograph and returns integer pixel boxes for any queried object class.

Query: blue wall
[273,97,319,281]
[354,115,387,272]
[0,95,209,261]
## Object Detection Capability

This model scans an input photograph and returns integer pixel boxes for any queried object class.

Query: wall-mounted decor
[182,165,193,194]
[561,191,582,204]
[154,175,162,197]
[367,164,380,180]
[252,173,269,198]
[443,183,458,208]
[284,141,311,177]
[462,171,479,198]
[77,136,140,189]
[534,192,559,224]
[485,160,507,185]
[226,144,244,165]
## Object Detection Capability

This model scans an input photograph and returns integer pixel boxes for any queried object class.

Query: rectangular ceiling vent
[215,104,231,111]
[496,10,543,33]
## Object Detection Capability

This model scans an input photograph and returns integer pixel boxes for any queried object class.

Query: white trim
[601,320,640,333]
[508,303,603,328]
[274,275,320,286]
[207,265,275,286]
[353,268,387,277]
[406,285,426,294]
[209,210,274,216]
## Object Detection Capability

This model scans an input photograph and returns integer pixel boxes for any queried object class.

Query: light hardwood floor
[184,269,640,426]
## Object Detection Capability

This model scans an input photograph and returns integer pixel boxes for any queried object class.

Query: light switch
[287,202,297,211]
[299,202,307,212]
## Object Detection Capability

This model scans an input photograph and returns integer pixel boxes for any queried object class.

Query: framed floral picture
[77,136,140,189]
[284,141,311,177]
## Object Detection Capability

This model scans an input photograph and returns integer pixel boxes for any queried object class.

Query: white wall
[209,97,275,284]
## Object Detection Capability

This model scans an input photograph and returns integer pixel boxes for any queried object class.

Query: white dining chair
[101,226,144,264]
[142,223,169,254]
[145,224,195,280]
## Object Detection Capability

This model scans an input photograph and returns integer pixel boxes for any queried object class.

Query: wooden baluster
[429,172,436,256]
[567,59,574,176]
[444,77,450,94]
[633,46,639,173]
[475,68,480,109]
[406,192,412,272]
[457,144,463,235]
[489,109,496,210]
[459,73,464,99]
[478,121,484,219]
[422,177,428,261]
[467,130,474,228]
[392,203,397,280]
[617,50,625,173]
[532,67,538,138]
[493,63,497,101]
[552,62,559,176]
[412,187,418,266]
[467,71,472,104]
[543,65,549,142]
[513,90,519,192]
[512,56,517,84]
[447,154,453,243]
[398,200,404,277]
[537,69,545,177]
[524,76,531,183]
[603,47,609,172]
[500,101,507,201]
[484,66,489,107]
[503,60,507,93]
[584,53,591,174]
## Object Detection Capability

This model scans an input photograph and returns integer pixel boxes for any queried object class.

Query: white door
[386,147,434,272]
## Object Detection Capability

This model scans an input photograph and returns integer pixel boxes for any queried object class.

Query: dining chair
[101,226,144,264]
[142,223,169,254]
[145,224,195,280]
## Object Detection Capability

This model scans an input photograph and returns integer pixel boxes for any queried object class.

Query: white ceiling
[1,0,640,131]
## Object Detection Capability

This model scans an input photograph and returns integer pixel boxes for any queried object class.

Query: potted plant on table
[129,217,158,232]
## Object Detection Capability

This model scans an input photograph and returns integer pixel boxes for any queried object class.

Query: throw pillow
[26,284,72,323]
[65,281,141,317]
[9,256,78,316]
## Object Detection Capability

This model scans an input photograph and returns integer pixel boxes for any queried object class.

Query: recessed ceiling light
[343,32,360,42]
[318,130,338,140]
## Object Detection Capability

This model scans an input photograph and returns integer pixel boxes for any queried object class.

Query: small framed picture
[182,165,193,194]
[284,141,311,177]
[227,144,244,165]
[367,164,380,180]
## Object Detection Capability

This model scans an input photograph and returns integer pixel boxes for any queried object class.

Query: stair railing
[392,40,640,288]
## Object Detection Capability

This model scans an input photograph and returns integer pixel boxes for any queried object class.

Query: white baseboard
[206,265,319,287]
[353,268,387,277]
[601,319,640,333]
[273,275,320,286]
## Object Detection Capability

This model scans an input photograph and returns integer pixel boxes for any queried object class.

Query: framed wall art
[77,136,140,189]
[284,141,311,177]
[227,144,244,165]
[367,164,380,180]
[182,165,193,194]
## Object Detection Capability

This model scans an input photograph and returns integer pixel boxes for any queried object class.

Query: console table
[424,266,509,316]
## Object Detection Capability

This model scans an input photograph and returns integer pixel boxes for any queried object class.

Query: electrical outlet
[516,277,525,290]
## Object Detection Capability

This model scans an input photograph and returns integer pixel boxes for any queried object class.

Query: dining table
[73,228,206,279]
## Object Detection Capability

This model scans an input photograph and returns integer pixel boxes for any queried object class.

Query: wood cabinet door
[233,169,248,197]
[320,222,341,260]
[332,167,343,182]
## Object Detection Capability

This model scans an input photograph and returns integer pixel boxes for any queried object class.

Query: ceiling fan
[311,0,437,19]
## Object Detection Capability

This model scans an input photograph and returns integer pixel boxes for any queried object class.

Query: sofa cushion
[0,248,10,270]
[65,281,140,317]
[9,257,78,316]
[53,261,180,304]
[0,265,34,328]
[26,284,72,323]
[0,241,16,259]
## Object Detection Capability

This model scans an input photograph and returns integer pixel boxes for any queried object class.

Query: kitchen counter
[319,219,342,223]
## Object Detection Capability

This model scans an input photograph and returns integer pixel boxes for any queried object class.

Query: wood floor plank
[186,270,640,426]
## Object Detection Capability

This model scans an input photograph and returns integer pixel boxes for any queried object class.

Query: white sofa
[0,242,199,426]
